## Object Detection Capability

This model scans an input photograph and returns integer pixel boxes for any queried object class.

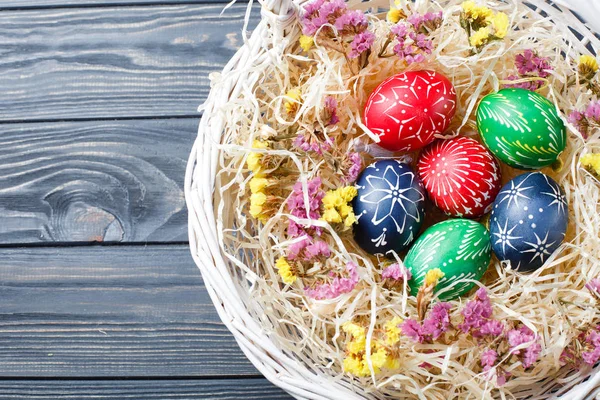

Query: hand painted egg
[417,136,502,218]
[489,172,568,272]
[477,88,567,170]
[353,159,426,256]
[405,219,492,300]
[363,70,457,152]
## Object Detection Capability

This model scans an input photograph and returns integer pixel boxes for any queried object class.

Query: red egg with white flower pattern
[363,70,457,152]
[417,136,501,218]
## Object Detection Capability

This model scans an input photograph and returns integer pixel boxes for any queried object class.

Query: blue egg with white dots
[352,159,426,256]
[489,172,568,272]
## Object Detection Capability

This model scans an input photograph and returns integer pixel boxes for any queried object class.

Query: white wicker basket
[185,1,600,398]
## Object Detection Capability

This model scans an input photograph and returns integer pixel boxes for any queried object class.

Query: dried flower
[334,9,368,34]
[424,268,444,286]
[246,139,268,175]
[294,131,333,154]
[469,27,491,47]
[305,261,360,299]
[458,287,502,337]
[507,326,541,368]
[568,101,600,138]
[276,257,297,284]
[581,154,600,178]
[249,177,269,194]
[299,35,314,51]
[515,49,553,78]
[409,11,443,33]
[504,75,543,91]
[284,88,302,114]
[401,302,452,343]
[349,30,375,59]
[390,22,433,65]
[387,7,406,24]
[321,186,358,227]
[491,12,509,38]
[342,322,388,376]
[323,96,339,125]
[381,263,412,281]
[384,317,403,345]
[343,152,362,183]
[481,349,497,367]
[287,177,325,237]
[287,238,331,261]
[579,55,599,79]
[461,1,494,24]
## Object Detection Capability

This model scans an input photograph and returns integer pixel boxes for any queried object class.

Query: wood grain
[0,379,291,399]
[0,118,199,243]
[0,4,259,121]
[0,244,257,377]
[1,1,220,8]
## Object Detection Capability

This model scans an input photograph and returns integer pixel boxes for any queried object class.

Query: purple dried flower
[348,30,375,59]
[584,101,600,120]
[381,263,412,281]
[344,152,362,183]
[323,96,339,125]
[287,177,325,237]
[568,110,585,126]
[408,11,443,32]
[504,75,543,91]
[300,0,346,36]
[479,320,504,337]
[459,287,493,334]
[481,349,498,367]
[402,302,453,343]
[334,9,368,33]
[407,13,424,29]
[507,326,541,368]
[304,261,360,299]
[390,23,409,38]
[505,50,553,90]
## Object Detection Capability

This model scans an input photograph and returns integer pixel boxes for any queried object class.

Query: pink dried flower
[586,278,600,295]
[381,263,412,281]
[287,238,310,260]
[408,11,443,33]
[349,30,375,59]
[300,0,346,36]
[515,49,552,78]
[479,320,504,337]
[458,287,494,334]
[344,152,362,183]
[481,349,498,367]
[287,238,330,261]
[568,110,585,126]
[390,23,409,38]
[402,302,452,343]
[304,261,360,299]
[504,75,544,91]
[507,326,541,368]
[334,9,368,34]
[287,177,325,237]
[391,23,432,65]
[293,133,333,154]
[584,101,600,120]
[323,96,339,125]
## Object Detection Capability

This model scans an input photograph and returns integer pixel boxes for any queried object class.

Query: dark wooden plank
[0,1,222,8]
[0,244,258,377]
[0,379,291,399]
[0,118,198,244]
[0,4,259,121]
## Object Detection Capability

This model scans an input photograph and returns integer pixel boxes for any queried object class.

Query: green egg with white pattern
[405,219,491,300]
[476,88,566,170]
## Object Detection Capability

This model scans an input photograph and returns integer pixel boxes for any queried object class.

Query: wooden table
[0,1,290,398]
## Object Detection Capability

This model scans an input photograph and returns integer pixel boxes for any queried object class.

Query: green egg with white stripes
[476,88,567,170]
[405,219,491,300]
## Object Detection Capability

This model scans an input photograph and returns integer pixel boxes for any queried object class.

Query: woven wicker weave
[185,1,600,398]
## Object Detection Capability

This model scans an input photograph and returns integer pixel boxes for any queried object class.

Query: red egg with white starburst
[417,136,502,218]
[363,70,457,152]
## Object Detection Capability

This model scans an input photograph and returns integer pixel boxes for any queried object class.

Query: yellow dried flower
[424,268,445,286]
[579,55,599,77]
[344,212,357,227]
[581,153,600,177]
[249,192,267,220]
[470,27,491,47]
[322,187,358,226]
[284,88,302,114]
[299,35,314,52]
[252,139,268,149]
[276,257,297,284]
[246,140,268,175]
[250,192,266,206]
[323,208,342,223]
[340,186,358,202]
[249,177,269,194]
[491,12,509,38]
[386,7,406,23]
[384,317,403,345]
[462,1,494,22]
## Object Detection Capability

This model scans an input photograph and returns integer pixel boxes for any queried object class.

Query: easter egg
[477,88,567,170]
[405,219,492,300]
[353,159,426,256]
[363,70,457,152]
[417,136,502,218]
[489,172,568,272]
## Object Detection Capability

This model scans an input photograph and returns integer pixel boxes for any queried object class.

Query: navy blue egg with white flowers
[490,172,568,272]
[353,159,426,256]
